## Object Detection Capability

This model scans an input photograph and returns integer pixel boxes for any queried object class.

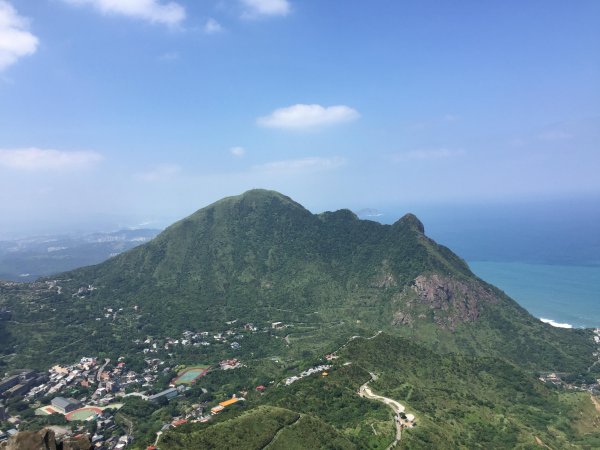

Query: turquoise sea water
[468,261,600,329]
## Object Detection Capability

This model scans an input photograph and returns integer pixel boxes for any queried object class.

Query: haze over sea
[373,197,600,329]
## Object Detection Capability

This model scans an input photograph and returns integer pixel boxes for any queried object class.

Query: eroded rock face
[0,428,57,450]
[60,436,93,450]
[411,274,498,330]
[392,310,414,326]
[0,429,92,450]
[371,260,398,289]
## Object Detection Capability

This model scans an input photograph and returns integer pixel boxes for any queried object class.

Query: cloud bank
[0,148,103,171]
[61,0,186,26]
[0,1,39,72]
[257,104,360,130]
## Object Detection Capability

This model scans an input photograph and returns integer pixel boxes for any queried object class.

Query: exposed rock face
[371,260,398,288]
[373,273,397,289]
[60,436,93,450]
[392,310,414,326]
[411,274,498,330]
[0,429,92,450]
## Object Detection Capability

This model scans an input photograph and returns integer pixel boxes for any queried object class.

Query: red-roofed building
[172,419,188,427]
[256,385,266,392]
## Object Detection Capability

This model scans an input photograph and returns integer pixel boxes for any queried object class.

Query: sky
[0,0,599,235]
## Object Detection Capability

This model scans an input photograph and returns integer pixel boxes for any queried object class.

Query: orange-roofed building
[219,397,241,407]
[211,405,225,415]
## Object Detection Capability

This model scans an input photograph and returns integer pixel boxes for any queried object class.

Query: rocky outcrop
[411,274,498,330]
[0,429,92,450]
[371,260,398,288]
[392,310,414,326]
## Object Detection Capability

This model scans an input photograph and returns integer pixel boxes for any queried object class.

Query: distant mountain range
[0,229,160,281]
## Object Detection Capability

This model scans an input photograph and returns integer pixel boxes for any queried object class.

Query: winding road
[358,373,408,449]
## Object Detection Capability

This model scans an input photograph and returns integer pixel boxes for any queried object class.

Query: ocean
[468,261,600,329]
[370,197,600,329]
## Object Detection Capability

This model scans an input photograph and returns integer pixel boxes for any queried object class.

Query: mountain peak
[394,213,425,233]
[207,189,307,212]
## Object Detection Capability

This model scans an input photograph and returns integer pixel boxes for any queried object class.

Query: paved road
[359,383,405,415]
[358,374,407,449]
[97,358,110,382]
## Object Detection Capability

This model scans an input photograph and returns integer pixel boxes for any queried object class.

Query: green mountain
[1,189,593,371]
[1,189,598,449]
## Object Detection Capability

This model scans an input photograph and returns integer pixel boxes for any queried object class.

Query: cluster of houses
[0,356,178,449]
[219,359,242,370]
[284,364,332,386]
[538,329,600,394]
[0,318,304,448]
[131,320,281,358]
[40,356,154,405]
[0,370,47,400]
[134,323,259,356]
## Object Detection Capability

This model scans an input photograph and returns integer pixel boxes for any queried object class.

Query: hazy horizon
[1,0,599,235]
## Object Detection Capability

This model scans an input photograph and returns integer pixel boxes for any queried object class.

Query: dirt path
[359,384,405,415]
[261,414,302,449]
[358,373,408,449]
[534,436,552,449]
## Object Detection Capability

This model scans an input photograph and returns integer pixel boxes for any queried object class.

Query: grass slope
[159,405,355,450]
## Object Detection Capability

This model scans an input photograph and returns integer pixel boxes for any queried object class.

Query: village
[2,297,598,450]
[0,318,328,449]
[538,328,600,395]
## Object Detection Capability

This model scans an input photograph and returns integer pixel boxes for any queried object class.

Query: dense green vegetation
[342,333,600,448]
[151,334,600,449]
[0,190,594,372]
[1,189,598,449]
[160,406,300,449]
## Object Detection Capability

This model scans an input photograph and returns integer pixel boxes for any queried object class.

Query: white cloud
[0,1,39,72]
[538,130,572,141]
[230,146,246,157]
[240,0,291,18]
[391,148,465,162]
[135,163,181,181]
[0,148,103,171]
[61,0,185,26]
[257,104,360,130]
[253,156,345,173]
[203,18,223,34]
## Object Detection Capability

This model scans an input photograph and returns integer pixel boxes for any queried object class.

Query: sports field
[65,406,103,421]
[36,405,59,416]
[173,365,210,385]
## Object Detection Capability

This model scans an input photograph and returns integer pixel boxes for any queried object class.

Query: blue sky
[0,0,599,234]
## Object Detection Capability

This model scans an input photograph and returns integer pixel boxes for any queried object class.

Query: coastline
[468,261,600,329]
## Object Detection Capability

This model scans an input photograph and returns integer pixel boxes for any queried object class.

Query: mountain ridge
[0,189,595,372]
